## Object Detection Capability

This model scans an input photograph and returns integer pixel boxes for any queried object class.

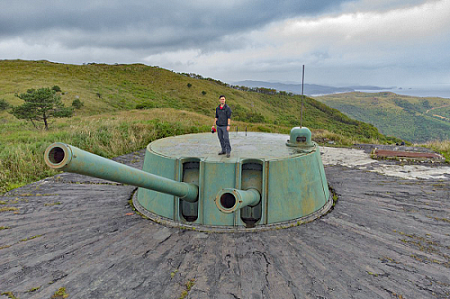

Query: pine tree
[11,87,73,129]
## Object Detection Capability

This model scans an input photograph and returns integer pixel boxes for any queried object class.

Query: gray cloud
[0,0,354,50]
[0,0,448,87]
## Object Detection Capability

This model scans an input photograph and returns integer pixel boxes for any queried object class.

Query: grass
[419,140,450,162]
[0,109,212,193]
[51,287,69,299]
[20,235,42,242]
[0,207,19,212]
[27,286,41,293]
[1,107,447,194]
[0,107,296,194]
[1,60,447,195]
[179,278,196,299]
[44,202,62,206]
[0,60,399,142]
[170,269,179,279]
[1,292,19,299]
[0,105,386,194]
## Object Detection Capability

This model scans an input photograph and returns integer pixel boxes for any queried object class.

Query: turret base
[132,191,334,233]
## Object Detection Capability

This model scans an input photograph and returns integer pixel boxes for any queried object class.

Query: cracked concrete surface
[0,148,449,298]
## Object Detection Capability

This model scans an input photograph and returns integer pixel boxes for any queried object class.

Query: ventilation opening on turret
[240,162,263,228]
[48,147,65,164]
[180,160,200,222]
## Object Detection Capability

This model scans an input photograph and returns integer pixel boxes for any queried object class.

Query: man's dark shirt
[215,104,232,126]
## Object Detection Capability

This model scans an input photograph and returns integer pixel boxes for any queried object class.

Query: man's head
[219,95,226,106]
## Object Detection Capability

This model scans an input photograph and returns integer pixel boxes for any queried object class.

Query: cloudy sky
[1,0,449,88]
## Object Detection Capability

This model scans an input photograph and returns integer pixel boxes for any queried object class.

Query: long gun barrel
[44,143,199,202]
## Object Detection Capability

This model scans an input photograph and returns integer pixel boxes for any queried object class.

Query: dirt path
[425,103,450,121]
[1,149,449,299]
[425,103,450,114]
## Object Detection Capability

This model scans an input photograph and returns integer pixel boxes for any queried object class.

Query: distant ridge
[233,80,392,96]
[316,91,450,143]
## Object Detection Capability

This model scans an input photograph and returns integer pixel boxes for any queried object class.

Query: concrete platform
[1,148,449,299]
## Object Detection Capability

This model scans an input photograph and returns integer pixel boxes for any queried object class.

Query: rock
[0,149,449,298]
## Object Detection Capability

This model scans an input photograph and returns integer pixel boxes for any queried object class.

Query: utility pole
[300,65,305,128]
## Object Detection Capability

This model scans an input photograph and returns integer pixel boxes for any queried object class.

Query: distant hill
[233,80,391,96]
[0,60,400,143]
[315,92,450,143]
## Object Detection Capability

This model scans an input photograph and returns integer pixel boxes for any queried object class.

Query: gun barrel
[44,143,199,202]
[215,188,260,213]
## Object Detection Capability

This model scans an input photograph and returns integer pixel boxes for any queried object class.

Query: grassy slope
[315,92,450,143]
[0,60,395,141]
[0,60,407,193]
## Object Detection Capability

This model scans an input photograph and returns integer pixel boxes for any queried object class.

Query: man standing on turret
[212,95,232,158]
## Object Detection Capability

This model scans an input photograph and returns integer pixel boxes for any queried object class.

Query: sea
[354,85,450,99]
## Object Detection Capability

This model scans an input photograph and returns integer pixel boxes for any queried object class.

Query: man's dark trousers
[217,126,231,154]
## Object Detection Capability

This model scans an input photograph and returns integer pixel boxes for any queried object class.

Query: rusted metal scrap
[373,149,444,161]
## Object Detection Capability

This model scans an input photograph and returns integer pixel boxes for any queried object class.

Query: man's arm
[226,107,231,131]
[212,108,218,128]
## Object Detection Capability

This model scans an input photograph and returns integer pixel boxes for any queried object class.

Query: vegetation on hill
[0,60,418,193]
[316,92,450,143]
[0,60,397,140]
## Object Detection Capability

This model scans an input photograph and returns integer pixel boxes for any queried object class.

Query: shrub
[0,99,9,110]
[136,101,159,109]
[72,98,84,109]
[52,85,62,92]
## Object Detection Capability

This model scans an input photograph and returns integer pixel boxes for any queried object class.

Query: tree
[11,87,73,129]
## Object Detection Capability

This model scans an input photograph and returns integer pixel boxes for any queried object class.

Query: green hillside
[315,92,450,143]
[0,60,404,193]
[0,60,398,140]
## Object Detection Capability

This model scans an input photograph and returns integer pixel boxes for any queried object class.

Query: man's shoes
[226,153,230,158]
[218,152,226,155]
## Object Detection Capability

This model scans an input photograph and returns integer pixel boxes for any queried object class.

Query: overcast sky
[1,0,449,87]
